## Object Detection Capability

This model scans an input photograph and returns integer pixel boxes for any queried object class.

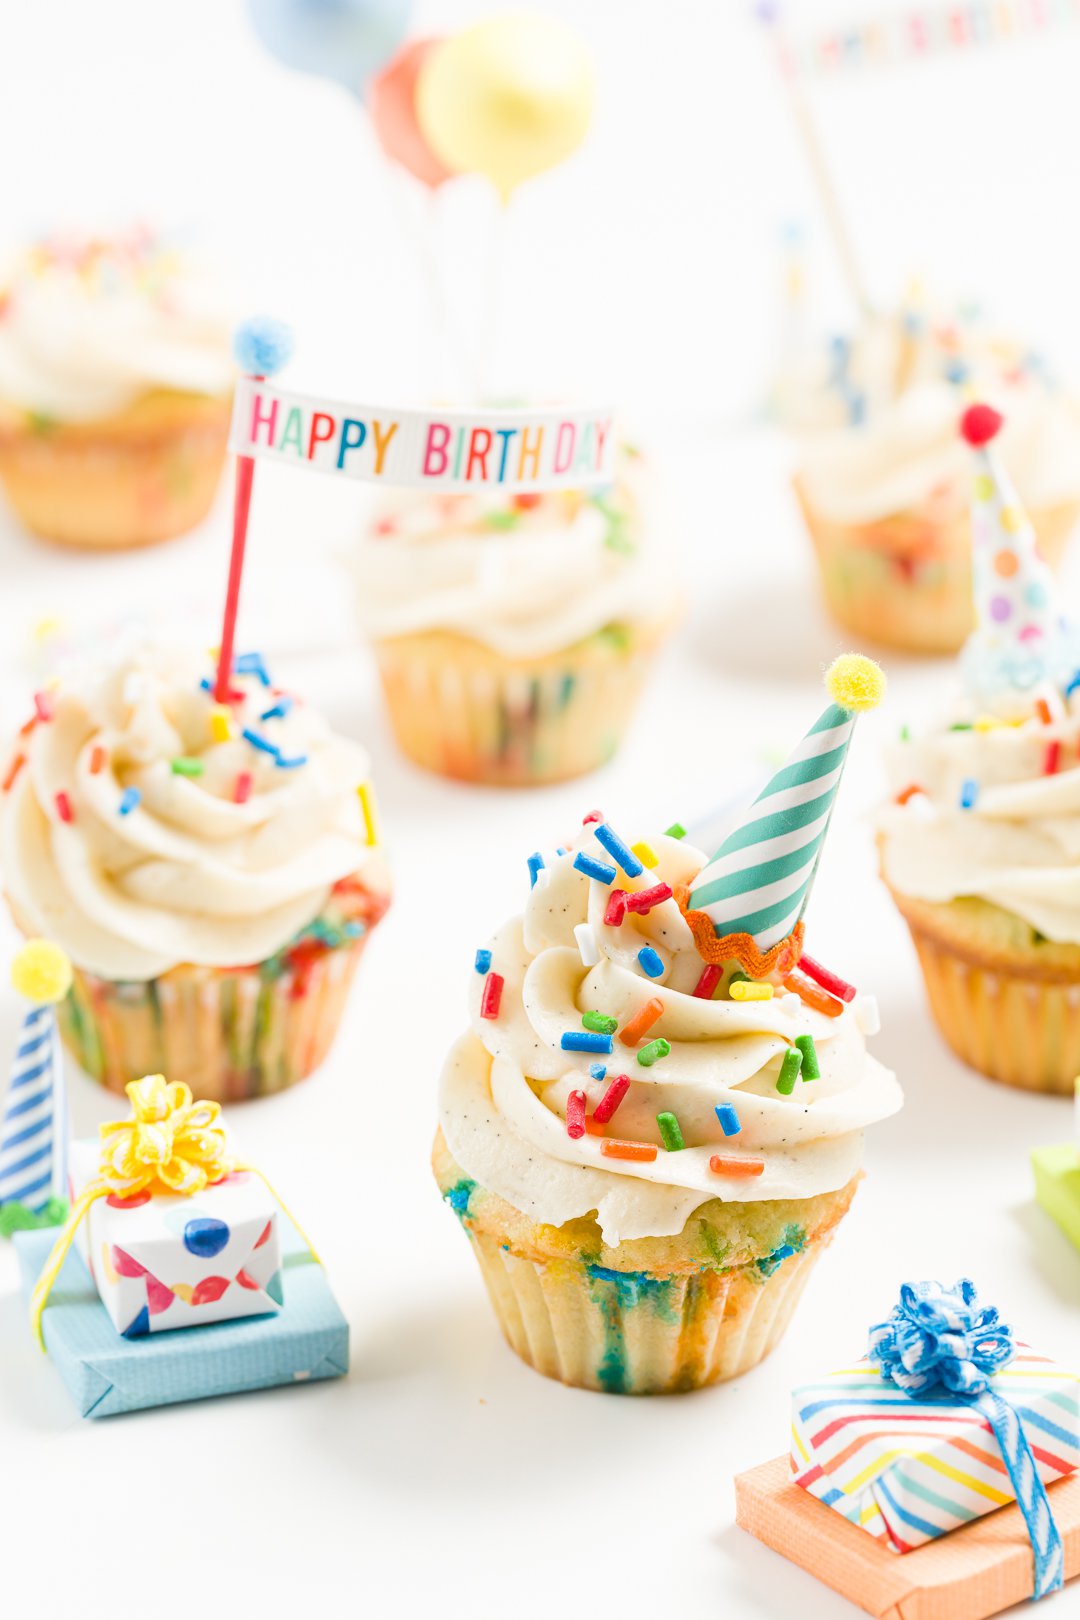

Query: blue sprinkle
[475,949,492,975]
[573,852,617,885]
[715,1104,741,1137]
[234,651,272,686]
[561,1032,613,1054]
[944,357,970,386]
[233,316,294,377]
[637,946,664,978]
[342,922,362,939]
[260,696,294,722]
[527,852,545,888]
[556,846,568,856]
[589,1063,607,1080]
[199,677,214,693]
[242,728,280,758]
[1066,669,1080,698]
[118,787,141,817]
[960,778,979,810]
[593,822,644,877]
[274,753,308,769]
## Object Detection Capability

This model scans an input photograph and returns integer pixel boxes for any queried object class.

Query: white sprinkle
[855,995,881,1037]
[574,923,600,968]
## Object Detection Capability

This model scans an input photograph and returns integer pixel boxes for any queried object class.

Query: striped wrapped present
[792,1352,1080,1554]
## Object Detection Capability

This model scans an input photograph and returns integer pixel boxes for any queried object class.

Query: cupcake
[880,403,1080,1093]
[0,645,390,1101]
[436,657,901,1393]
[0,229,235,548]
[783,298,1080,653]
[354,447,680,786]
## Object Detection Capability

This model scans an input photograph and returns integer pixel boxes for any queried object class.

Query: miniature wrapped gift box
[69,1139,281,1337]
[792,1348,1080,1552]
[1031,1142,1080,1255]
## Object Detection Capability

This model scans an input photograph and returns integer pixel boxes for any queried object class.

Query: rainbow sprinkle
[798,956,856,1004]
[210,708,232,743]
[480,974,504,1020]
[637,946,665,978]
[582,1012,618,1035]
[170,757,204,777]
[234,651,271,686]
[561,1031,613,1055]
[594,822,643,877]
[795,1033,821,1078]
[664,822,686,839]
[243,728,279,757]
[260,696,293,722]
[358,782,380,845]
[574,923,600,967]
[693,965,723,999]
[625,883,673,916]
[54,791,73,824]
[574,852,617,884]
[33,691,55,723]
[89,746,107,775]
[234,771,253,805]
[527,852,546,887]
[730,980,773,1002]
[593,1074,630,1123]
[474,949,492,974]
[656,1111,684,1152]
[589,1063,607,1081]
[601,1139,656,1163]
[567,1091,587,1140]
[637,1038,670,1067]
[777,1047,804,1095]
[632,841,658,869]
[604,890,627,926]
[709,1154,764,1178]
[959,778,979,810]
[715,1104,741,1136]
[118,787,141,817]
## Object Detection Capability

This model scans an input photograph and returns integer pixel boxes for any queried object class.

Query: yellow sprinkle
[974,715,1002,732]
[358,781,380,846]
[12,939,72,1004]
[730,980,774,1002]
[31,616,63,645]
[631,841,658,870]
[209,707,232,743]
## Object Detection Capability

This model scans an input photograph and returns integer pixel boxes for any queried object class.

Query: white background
[1,3,1080,1617]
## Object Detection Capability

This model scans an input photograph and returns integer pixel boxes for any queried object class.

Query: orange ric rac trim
[601,1139,657,1163]
[783,971,844,1018]
[674,885,804,977]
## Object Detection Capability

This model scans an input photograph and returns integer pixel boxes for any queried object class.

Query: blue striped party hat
[0,941,73,1234]
[687,656,885,954]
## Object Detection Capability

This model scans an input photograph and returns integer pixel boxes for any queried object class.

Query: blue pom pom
[234,317,294,377]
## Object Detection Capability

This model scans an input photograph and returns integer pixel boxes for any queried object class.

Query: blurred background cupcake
[0,227,235,549]
[781,293,1080,654]
[0,643,390,1101]
[355,445,681,786]
[879,404,1080,1093]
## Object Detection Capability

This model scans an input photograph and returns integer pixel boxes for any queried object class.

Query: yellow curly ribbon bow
[30,1073,317,1349]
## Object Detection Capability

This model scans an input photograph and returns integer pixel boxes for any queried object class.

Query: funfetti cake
[435,657,902,1395]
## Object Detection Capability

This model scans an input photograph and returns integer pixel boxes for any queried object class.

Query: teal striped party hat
[688,656,885,953]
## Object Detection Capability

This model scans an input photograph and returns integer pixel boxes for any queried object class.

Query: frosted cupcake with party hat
[880,403,1080,1092]
[435,656,901,1394]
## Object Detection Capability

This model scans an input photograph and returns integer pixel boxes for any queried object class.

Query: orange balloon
[369,37,453,189]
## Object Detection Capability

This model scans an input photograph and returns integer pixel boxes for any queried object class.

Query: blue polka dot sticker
[183,1216,231,1259]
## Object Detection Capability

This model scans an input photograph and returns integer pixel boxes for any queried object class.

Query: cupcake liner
[899,915,1080,1095]
[373,621,671,787]
[794,474,1079,655]
[0,399,230,549]
[465,1225,825,1393]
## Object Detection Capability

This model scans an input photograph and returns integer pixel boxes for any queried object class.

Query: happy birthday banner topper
[228,380,616,494]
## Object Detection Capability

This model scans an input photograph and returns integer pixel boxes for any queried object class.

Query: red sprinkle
[693,964,723,999]
[234,771,253,804]
[33,691,55,723]
[709,1154,765,1179]
[798,953,856,1002]
[604,890,628,926]
[582,810,604,825]
[1045,740,1062,776]
[896,783,924,806]
[89,745,107,775]
[624,882,673,915]
[54,790,73,823]
[1035,697,1053,726]
[2,754,26,793]
[480,973,504,1020]
[593,1074,631,1124]
[566,1090,587,1139]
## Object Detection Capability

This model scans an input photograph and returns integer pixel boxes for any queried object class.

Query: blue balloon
[248,0,413,98]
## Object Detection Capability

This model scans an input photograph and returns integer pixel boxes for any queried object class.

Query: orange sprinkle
[2,753,26,793]
[584,1117,607,1137]
[601,1139,657,1163]
[1035,697,1052,726]
[709,1154,765,1178]
[895,783,923,806]
[89,745,107,775]
[784,972,844,1018]
[18,716,37,737]
[619,996,664,1046]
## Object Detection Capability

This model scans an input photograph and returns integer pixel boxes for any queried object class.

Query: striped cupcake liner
[373,623,668,787]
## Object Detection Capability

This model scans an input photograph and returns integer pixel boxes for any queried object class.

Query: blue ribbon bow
[869,1280,1063,1599]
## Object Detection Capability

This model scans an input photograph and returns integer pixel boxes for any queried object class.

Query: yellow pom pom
[825,654,887,714]
[12,940,73,1004]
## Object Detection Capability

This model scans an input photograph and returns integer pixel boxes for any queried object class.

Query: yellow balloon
[416,13,594,202]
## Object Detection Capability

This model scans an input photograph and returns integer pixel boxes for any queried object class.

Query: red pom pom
[959,403,1004,447]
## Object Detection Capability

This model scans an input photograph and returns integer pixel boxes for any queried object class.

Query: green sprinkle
[656,1111,685,1152]
[637,1038,670,1067]
[664,822,687,840]
[795,1033,821,1080]
[597,624,632,652]
[776,1046,804,1095]
[949,722,974,732]
[170,757,205,777]
[582,1011,618,1035]
[899,724,910,742]
[728,969,750,987]
[483,509,520,530]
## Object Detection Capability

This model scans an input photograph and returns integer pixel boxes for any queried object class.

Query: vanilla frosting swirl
[0,649,383,979]
[783,307,1080,525]
[440,824,900,1244]
[880,695,1080,942]
[355,450,679,658]
[0,230,234,422]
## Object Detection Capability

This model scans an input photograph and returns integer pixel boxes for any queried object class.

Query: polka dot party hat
[959,402,1078,712]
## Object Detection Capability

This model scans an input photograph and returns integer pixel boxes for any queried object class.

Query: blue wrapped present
[15,1216,348,1418]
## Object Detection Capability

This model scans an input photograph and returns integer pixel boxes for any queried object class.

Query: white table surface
[0,421,1078,1620]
